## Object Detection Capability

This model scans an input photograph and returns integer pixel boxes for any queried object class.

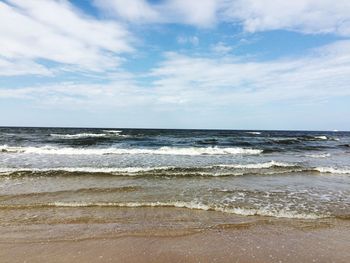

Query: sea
[0,127,349,224]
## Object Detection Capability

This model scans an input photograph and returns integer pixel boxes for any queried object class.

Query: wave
[306,153,331,158]
[102,130,122,133]
[1,159,349,177]
[214,161,296,169]
[0,166,174,175]
[0,145,263,156]
[246,132,261,135]
[2,201,323,219]
[270,138,300,144]
[51,133,107,139]
[314,136,328,140]
[304,135,339,141]
[0,167,306,177]
[271,135,337,144]
[313,167,350,174]
[0,166,305,178]
[50,132,127,139]
[0,186,142,199]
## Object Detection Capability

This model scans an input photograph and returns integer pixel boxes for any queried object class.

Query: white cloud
[222,0,350,36]
[93,0,158,22]
[211,42,232,54]
[0,57,52,76]
[95,0,350,36]
[0,0,132,75]
[2,40,350,110]
[0,79,152,108]
[1,0,349,78]
[94,0,219,27]
[149,40,350,106]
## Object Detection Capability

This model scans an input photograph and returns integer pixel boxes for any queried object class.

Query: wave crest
[50,132,127,139]
[41,201,325,219]
[0,145,262,156]
[214,161,296,169]
[313,167,350,174]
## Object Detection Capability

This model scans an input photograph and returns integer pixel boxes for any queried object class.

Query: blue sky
[1,0,350,130]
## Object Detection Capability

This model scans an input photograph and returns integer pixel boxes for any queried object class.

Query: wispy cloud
[0,0,132,75]
[150,40,350,106]
[2,40,350,109]
[94,0,219,27]
[0,57,52,76]
[95,0,350,36]
[211,42,232,54]
[222,0,350,36]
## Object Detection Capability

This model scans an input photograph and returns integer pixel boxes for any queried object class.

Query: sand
[0,207,349,263]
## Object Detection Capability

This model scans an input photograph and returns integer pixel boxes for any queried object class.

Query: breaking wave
[306,153,331,158]
[313,136,328,140]
[313,167,350,174]
[1,162,349,177]
[2,201,324,219]
[0,145,263,156]
[214,161,296,169]
[0,166,174,175]
[50,132,128,139]
[102,130,122,133]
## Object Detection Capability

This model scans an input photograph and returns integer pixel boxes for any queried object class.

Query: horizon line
[0,126,346,132]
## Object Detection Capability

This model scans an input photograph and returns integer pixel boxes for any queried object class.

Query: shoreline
[0,208,349,262]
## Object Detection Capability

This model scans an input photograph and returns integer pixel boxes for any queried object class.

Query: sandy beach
[0,207,349,263]
[2,0,350,261]
[1,128,350,262]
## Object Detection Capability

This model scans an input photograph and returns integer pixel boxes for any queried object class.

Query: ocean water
[0,127,349,222]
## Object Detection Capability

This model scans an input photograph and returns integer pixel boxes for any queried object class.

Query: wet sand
[0,207,349,263]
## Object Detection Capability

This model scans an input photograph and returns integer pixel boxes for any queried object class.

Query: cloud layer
[94,0,219,27]
[1,0,350,129]
[2,40,350,109]
[0,0,132,75]
[224,0,350,35]
[95,0,350,36]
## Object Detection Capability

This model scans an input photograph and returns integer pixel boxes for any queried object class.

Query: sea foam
[313,167,350,174]
[314,136,328,140]
[214,161,296,169]
[46,201,325,219]
[0,166,173,174]
[306,153,331,158]
[0,145,263,156]
[50,132,127,139]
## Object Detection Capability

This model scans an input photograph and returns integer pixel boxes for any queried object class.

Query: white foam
[102,130,122,134]
[48,201,325,219]
[0,166,305,177]
[246,132,261,135]
[0,145,262,156]
[50,132,128,139]
[313,167,350,174]
[215,161,296,169]
[0,166,173,174]
[314,136,328,140]
[306,153,330,158]
[50,133,108,139]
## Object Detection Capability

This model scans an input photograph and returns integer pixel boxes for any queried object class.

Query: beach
[2,0,350,261]
[0,207,349,263]
[0,127,349,262]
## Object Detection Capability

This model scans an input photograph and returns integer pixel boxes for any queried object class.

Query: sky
[0,0,350,130]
